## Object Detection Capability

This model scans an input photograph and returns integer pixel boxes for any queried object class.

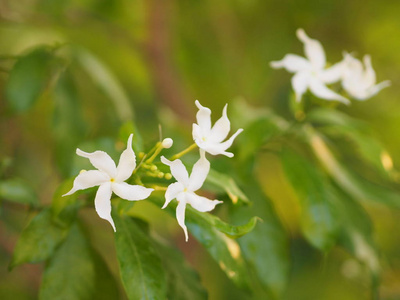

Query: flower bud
[161,138,173,149]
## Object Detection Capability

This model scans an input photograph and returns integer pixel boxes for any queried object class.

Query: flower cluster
[63,100,242,241]
[270,28,390,103]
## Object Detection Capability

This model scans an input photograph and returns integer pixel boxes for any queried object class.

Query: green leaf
[230,100,289,162]
[230,183,289,299]
[306,127,400,209]
[0,178,38,205]
[51,178,80,227]
[73,47,134,122]
[149,196,252,289]
[205,169,249,205]
[281,149,340,251]
[10,209,69,269]
[152,235,208,300]
[52,69,87,177]
[40,223,119,300]
[113,213,167,300]
[328,186,380,276]
[307,108,393,177]
[6,47,54,112]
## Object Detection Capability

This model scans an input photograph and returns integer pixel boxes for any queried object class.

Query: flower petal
[309,77,350,104]
[195,100,211,132]
[94,182,115,231]
[320,60,346,84]
[296,28,326,70]
[76,149,117,178]
[63,170,109,196]
[192,123,203,142]
[112,182,153,201]
[186,192,223,212]
[115,134,136,182]
[291,71,310,102]
[363,55,376,87]
[270,54,311,73]
[163,182,184,208]
[161,156,189,185]
[199,128,243,157]
[176,196,188,242]
[209,104,231,143]
[188,150,210,191]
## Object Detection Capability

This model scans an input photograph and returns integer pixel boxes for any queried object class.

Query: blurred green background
[1,0,400,299]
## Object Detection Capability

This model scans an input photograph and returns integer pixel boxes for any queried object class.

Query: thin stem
[170,143,197,160]
[145,142,162,164]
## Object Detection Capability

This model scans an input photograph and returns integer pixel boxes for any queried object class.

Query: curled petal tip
[270,60,282,69]
[160,156,171,165]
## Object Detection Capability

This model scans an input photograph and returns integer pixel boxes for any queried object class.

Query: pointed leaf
[113,213,167,300]
[39,223,119,300]
[281,149,340,251]
[205,169,249,205]
[0,178,38,205]
[10,209,69,269]
[230,183,289,298]
[6,47,54,112]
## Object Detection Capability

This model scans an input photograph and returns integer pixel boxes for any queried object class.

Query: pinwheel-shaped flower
[161,151,222,241]
[341,53,390,100]
[63,134,153,231]
[192,100,243,157]
[270,28,349,104]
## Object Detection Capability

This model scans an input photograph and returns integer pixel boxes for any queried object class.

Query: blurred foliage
[1,0,400,299]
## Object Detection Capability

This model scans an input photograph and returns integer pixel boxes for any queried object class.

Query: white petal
[94,182,115,231]
[76,149,117,178]
[357,80,391,101]
[112,182,153,201]
[296,28,326,70]
[115,134,136,182]
[291,71,310,102]
[186,192,223,212]
[320,60,345,84]
[309,77,350,104]
[192,123,203,142]
[270,54,311,73]
[363,55,376,87]
[176,196,188,242]
[200,128,243,157]
[209,104,231,143]
[188,151,210,191]
[195,100,211,132]
[63,170,109,196]
[161,156,189,185]
[163,182,184,208]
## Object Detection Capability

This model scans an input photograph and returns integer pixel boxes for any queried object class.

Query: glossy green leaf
[113,213,167,300]
[149,195,251,289]
[307,108,392,176]
[40,223,119,300]
[0,178,38,205]
[10,209,69,269]
[6,47,54,112]
[306,127,400,209]
[206,169,249,205]
[328,186,380,276]
[52,69,87,177]
[281,149,340,251]
[230,183,289,299]
[152,235,207,300]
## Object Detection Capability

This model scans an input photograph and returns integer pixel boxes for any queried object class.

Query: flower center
[183,188,188,192]
[202,137,207,142]
[110,178,115,182]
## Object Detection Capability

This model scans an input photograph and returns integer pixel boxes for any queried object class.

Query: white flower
[270,28,349,104]
[192,100,243,158]
[63,134,153,231]
[161,151,222,241]
[341,52,390,100]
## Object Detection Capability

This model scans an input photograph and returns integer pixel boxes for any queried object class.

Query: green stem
[170,143,197,160]
[145,142,162,164]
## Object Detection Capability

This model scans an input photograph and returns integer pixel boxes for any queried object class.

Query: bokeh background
[1,0,400,299]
